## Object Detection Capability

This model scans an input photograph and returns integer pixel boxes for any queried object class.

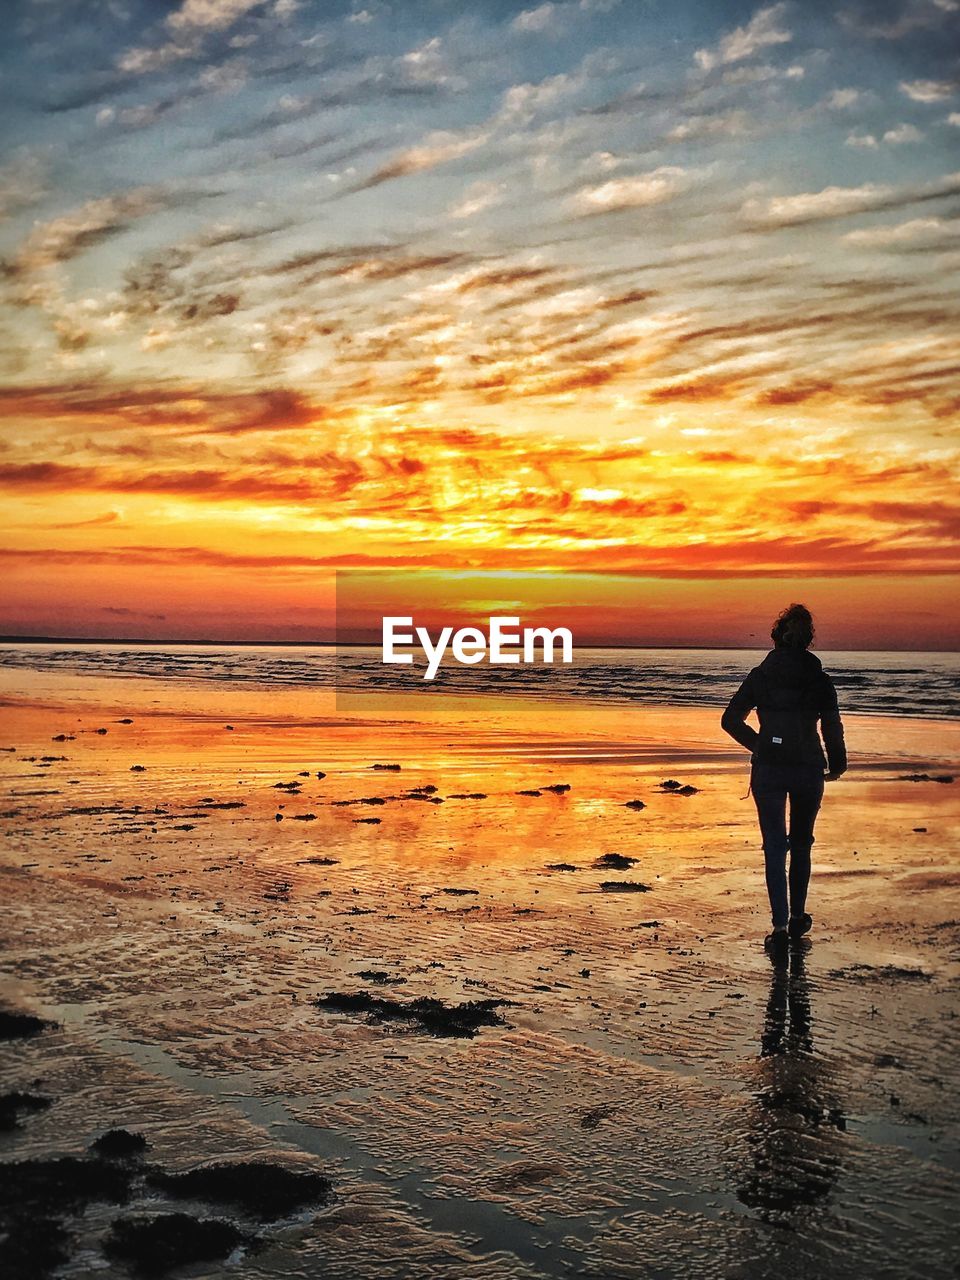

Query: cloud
[648,375,742,403]
[118,0,270,74]
[121,238,254,330]
[512,4,557,33]
[50,511,122,530]
[0,152,47,222]
[843,217,950,245]
[755,380,835,406]
[451,264,557,293]
[571,166,688,214]
[500,71,582,121]
[334,252,471,283]
[398,36,463,90]
[0,382,328,436]
[166,0,268,34]
[841,0,959,40]
[116,45,190,76]
[102,606,167,621]
[351,129,490,191]
[741,171,960,227]
[448,181,504,219]
[823,88,861,109]
[1,188,171,350]
[900,78,957,103]
[694,4,791,72]
[0,459,363,503]
[846,132,878,148]
[883,123,924,144]
[667,110,751,142]
[5,190,163,276]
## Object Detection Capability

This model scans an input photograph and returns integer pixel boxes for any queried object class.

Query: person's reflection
[737,944,845,1217]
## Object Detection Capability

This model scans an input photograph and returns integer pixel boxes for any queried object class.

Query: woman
[721,604,846,952]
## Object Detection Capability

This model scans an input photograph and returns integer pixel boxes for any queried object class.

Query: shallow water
[1,642,958,718]
[1,658,959,1278]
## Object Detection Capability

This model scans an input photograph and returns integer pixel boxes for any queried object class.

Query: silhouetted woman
[721,604,846,952]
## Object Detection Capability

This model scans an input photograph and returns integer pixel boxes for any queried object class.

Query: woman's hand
[824,770,845,781]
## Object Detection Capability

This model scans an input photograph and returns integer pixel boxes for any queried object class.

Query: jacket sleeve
[819,673,847,775]
[721,671,760,753]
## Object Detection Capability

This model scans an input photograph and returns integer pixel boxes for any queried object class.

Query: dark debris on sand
[1,1211,70,1279]
[624,799,646,810]
[0,1092,51,1131]
[0,1132,329,1277]
[146,1161,332,1219]
[315,992,509,1038]
[0,1009,54,1040]
[594,852,637,870]
[580,1102,619,1129]
[89,1129,150,1159]
[829,963,932,983]
[103,1213,254,1275]
[898,772,954,783]
[0,1156,133,1215]
[599,881,652,893]
[356,970,408,985]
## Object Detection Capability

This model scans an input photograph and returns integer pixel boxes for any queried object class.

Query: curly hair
[771,603,815,650]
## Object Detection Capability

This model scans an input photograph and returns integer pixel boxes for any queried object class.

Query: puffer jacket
[721,648,847,774]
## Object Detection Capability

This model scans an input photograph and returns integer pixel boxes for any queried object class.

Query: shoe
[764,928,789,955]
[788,913,812,940]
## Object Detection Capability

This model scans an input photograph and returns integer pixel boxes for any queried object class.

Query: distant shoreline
[0,635,956,655]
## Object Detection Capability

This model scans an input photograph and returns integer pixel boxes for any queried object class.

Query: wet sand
[2,674,959,1279]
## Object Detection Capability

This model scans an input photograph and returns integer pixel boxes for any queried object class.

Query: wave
[0,643,957,719]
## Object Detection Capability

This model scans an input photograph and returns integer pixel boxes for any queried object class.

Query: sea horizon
[3,641,958,720]
[2,635,959,656]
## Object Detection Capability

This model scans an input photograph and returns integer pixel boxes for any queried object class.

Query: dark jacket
[721,648,846,774]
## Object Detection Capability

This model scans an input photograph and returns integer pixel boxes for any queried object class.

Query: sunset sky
[1,0,958,647]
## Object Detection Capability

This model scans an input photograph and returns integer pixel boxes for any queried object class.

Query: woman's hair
[771,603,815,650]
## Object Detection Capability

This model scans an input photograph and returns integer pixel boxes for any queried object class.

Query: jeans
[751,759,825,929]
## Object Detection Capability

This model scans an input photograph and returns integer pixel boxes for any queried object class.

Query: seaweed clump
[316,991,508,1038]
[103,1213,252,1275]
[146,1161,331,1219]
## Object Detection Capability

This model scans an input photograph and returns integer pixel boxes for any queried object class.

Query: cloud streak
[742,171,960,227]
[694,4,792,72]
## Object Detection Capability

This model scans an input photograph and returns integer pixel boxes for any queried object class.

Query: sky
[0,0,958,647]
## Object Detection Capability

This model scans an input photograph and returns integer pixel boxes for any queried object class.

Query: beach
[2,650,959,1279]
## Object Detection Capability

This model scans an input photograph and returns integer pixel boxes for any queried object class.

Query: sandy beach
[4,0,960,1272]
[2,661,959,1279]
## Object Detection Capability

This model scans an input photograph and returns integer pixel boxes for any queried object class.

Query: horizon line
[0,634,957,655]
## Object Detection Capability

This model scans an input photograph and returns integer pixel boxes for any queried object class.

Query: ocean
[0,642,957,719]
